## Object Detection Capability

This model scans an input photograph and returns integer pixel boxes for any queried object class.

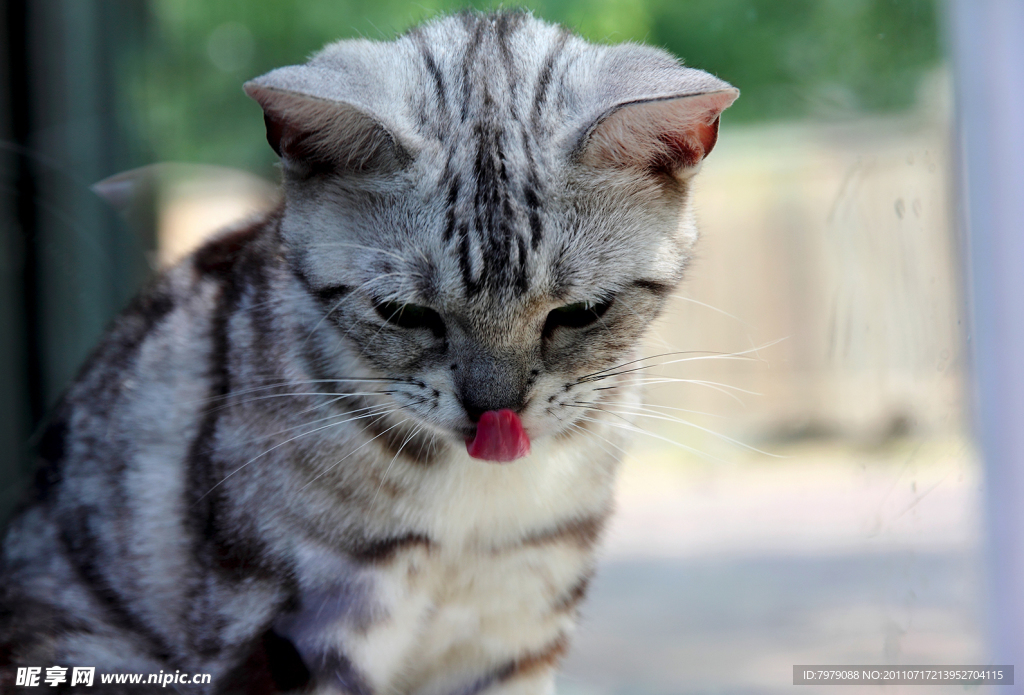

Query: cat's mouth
[465,410,531,463]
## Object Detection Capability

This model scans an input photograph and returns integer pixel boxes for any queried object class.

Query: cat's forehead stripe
[411,31,448,118]
[531,29,570,132]
[445,120,536,299]
[415,14,569,300]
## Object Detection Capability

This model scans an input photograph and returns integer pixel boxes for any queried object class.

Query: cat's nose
[460,392,524,423]
[454,352,531,422]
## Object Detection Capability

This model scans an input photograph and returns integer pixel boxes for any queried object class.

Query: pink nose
[465,409,531,462]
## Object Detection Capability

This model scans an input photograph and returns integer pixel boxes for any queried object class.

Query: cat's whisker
[302,273,408,344]
[611,294,678,353]
[630,377,760,394]
[211,401,396,451]
[245,375,405,384]
[591,377,755,406]
[577,340,785,384]
[299,414,412,492]
[288,399,401,430]
[641,382,745,406]
[293,394,348,419]
[573,412,727,465]
[208,390,399,413]
[575,349,752,382]
[570,401,780,457]
[307,241,413,265]
[370,422,427,508]
[661,294,780,365]
[188,377,407,405]
[579,355,759,384]
[592,380,738,403]
[566,422,629,468]
[567,421,631,461]
[579,399,724,419]
[668,294,752,328]
[196,406,405,502]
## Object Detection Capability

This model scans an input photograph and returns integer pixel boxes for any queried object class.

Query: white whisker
[668,294,751,328]
[196,407,403,501]
[371,423,426,508]
[212,390,400,412]
[625,377,760,394]
[579,339,787,384]
[574,412,727,465]
[567,421,631,460]
[571,401,780,457]
[584,399,723,419]
[299,415,410,491]
[211,401,395,451]
[189,377,405,405]
[594,378,753,405]
[302,273,408,344]
[308,241,412,265]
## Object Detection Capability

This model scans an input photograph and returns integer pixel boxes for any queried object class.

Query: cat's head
[244,11,737,455]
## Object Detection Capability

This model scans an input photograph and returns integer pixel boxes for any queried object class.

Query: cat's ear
[577,57,738,178]
[244,77,410,176]
[579,91,738,177]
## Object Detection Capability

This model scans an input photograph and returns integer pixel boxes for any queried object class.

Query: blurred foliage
[132,0,942,174]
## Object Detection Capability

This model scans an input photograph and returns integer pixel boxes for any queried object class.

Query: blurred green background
[137,0,942,173]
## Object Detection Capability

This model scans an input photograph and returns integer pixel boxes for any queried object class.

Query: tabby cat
[0,11,736,694]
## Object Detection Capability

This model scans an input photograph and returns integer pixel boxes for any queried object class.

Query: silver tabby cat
[0,11,736,694]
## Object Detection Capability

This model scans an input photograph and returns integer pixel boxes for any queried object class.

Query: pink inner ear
[657,115,721,173]
[582,89,736,176]
[697,115,722,158]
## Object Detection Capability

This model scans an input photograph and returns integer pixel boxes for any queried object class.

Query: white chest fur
[282,427,621,694]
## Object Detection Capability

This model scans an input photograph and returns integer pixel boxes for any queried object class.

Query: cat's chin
[465,410,532,463]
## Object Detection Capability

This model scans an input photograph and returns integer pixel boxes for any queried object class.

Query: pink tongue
[466,409,531,462]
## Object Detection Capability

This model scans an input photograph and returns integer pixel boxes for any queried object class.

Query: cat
[0,10,736,694]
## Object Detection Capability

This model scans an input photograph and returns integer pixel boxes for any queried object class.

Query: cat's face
[248,12,737,446]
[282,148,689,442]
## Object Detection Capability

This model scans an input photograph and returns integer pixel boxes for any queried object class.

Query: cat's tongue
[466,410,531,462]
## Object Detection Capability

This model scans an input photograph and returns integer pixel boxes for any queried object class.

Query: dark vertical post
[0,0,43,519]
[0,0,151,523]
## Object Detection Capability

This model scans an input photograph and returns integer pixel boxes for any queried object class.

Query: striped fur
[0,11,735,694]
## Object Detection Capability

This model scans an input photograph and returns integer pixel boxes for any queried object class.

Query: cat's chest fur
[274,433,622,693]
[282,438,614,687]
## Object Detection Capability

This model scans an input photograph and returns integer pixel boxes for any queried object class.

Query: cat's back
[39,214,283,484]
[0,214,289,672]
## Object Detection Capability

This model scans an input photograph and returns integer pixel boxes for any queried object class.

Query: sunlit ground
[557,435,983,695]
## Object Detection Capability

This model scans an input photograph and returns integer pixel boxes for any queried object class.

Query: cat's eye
[543,297,614,337]
[374,300,445,337]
